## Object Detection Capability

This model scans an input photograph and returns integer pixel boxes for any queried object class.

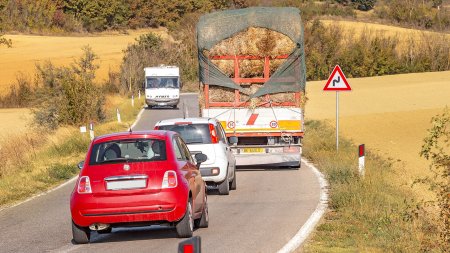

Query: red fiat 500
[70,130,209,244]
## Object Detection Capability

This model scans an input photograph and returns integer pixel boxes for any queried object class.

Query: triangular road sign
[323,65,351,91]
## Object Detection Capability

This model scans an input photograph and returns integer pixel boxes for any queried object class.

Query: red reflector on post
[359,144,365,157]
[183,244,194,253]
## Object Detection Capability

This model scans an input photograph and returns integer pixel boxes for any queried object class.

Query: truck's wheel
[194,195,209,228]
[218,177,230,195]
[229,170,237,190]
[72,221,90,244]
[176,200,194,238]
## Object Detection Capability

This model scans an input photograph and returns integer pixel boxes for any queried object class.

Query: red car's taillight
[162,170,178,189]
[209,123,219,143]
[77,176,92,194]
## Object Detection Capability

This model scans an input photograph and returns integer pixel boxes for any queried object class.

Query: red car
[70,130,209,244]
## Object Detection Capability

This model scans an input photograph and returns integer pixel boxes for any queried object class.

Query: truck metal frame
[201,54,304,167]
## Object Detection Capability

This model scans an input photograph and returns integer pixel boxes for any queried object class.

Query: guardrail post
[358,144,365,177]
[89,122,94,140]
[116,108,121,123]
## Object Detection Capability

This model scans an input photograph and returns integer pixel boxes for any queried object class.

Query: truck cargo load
[196,7,306,167]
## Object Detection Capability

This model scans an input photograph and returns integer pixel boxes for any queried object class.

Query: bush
[32,46,105,129]
[336,0,377,11]
[375,0,450,30]
[0,74,34,108]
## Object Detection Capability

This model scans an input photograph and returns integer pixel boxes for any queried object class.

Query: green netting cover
[197,7,306,98]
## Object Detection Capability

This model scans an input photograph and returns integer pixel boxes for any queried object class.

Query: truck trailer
[196,7,306,167]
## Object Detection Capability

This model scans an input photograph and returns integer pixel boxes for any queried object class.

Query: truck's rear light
[209,124,219,143]
[162,170,178,188]
[77,176,92,194]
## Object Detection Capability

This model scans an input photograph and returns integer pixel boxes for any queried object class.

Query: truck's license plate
[242,148,265,153]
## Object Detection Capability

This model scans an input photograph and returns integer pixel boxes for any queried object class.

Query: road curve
[0,94,321,253]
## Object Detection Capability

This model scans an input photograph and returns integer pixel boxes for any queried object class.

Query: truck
[143,65,181,109]
[196,7,306,167]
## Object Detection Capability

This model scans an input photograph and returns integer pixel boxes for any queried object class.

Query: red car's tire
[176,201,194,238]
[72,221,90,244]
[195,195,209,228]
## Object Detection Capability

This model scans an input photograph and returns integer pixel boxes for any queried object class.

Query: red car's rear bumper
[71,190,188,227]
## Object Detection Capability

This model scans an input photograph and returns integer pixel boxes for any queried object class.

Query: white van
[144,66,181,108]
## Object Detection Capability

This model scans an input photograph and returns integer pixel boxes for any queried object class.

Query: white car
[155,117,237,195]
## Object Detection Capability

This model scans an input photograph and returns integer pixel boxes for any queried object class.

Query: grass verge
[0,95,144,208]
[300,120,440,252]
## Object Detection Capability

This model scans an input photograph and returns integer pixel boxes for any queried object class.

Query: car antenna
[128,123,132,133]
[182,102,186,119]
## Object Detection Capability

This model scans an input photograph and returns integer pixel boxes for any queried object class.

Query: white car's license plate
[106,179,146,190]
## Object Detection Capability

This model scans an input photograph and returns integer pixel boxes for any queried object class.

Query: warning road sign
[323,65,351,91]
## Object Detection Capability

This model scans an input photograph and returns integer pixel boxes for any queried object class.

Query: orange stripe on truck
[246,114,259,125]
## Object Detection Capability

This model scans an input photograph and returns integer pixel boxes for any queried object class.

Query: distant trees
[335,0,377,11]
[0,0,230,33]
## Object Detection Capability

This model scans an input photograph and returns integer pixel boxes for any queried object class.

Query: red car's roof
[92,130,172,144]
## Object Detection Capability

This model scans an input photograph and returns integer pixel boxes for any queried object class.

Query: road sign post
[323,65,351,151]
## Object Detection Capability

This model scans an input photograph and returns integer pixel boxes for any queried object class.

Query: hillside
[0,28,168,94]
[306,71,450,195]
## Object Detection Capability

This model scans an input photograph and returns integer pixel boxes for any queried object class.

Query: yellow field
[0,28,168,94]
[306,71,450,190]
[320,19,450,49]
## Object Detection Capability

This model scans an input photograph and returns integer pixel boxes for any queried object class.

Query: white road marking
[276,158,329,253]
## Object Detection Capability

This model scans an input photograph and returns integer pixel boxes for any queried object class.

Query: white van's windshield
[146,77,179,89]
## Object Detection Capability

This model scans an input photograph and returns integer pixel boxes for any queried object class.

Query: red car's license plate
[106,179,146,190]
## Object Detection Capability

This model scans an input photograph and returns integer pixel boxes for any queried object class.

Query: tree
[420,108,450,248]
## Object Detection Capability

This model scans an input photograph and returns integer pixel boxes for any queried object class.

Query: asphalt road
[0,94,321,253]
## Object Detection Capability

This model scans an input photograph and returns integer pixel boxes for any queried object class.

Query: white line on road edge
[0,107,146,214]
[276,158,329,253]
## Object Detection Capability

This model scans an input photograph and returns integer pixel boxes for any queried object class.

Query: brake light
[77,176,92,194]
[209,124,219,143]
[154,126,159,130]
[162,170,178,188]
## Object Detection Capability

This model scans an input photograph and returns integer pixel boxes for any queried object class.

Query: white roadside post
[131,95,135,107]
[358,144,365,177]
[138,90,141,99]
[79,125,87,134]
[116,108,121,123]
[89,122,94,140]
[323,65,351,152]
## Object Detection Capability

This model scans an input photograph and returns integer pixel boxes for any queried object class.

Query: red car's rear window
[89,139,166,165]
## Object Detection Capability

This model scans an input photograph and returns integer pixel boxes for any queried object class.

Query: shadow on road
[85,226,181,244]
[236,166,299,172]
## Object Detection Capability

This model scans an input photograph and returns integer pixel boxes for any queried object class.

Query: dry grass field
[0,108,32,139]
[0,28,168,94]
[320,19,450,49]
[306,71,450,195]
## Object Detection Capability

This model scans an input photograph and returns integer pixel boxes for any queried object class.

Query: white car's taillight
[162,170,177,189]
[77,176,92,194]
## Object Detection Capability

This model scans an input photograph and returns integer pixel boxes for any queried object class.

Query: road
[0,94,321,253]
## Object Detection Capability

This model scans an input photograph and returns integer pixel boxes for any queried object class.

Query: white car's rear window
[158,124,212,144]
